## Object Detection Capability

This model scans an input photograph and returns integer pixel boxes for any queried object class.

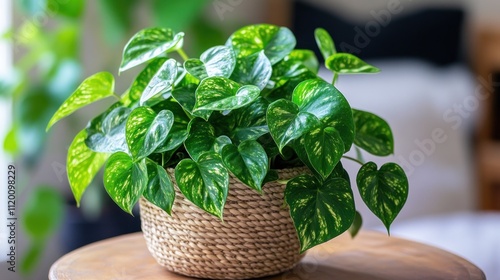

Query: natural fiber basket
[139,167,306,279]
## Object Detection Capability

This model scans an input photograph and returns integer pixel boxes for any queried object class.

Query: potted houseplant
[46,24,408,279]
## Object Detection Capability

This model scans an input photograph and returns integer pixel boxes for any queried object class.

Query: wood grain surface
[49,231,485,280]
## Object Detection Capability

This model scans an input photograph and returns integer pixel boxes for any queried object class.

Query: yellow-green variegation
[48,23,409,254]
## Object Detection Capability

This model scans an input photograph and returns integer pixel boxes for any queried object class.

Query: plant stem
[113,93,121,100]
[342,156,364,166]
[161,153,165,167]
[332,72,339,85]
[177,48,189,61]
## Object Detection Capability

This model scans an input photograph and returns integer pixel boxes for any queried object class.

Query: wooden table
[49,231,485,280]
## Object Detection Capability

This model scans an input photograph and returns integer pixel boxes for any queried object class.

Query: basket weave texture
[139,167,306,279]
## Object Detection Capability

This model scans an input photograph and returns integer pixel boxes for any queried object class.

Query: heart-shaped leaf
[171,82,212,121]
[119,27,184,72]
[287,49,319,74]
[152,99,191,152]
[326,53,380,74]
[103,152,148,214]
[46,72,114,131]
[175,152,229,218]
[353,109,394,156]
[214,135,232,154]
[184,59,207,80]
[227,24,296,64]
[292,79,354,151]
[193,77,260,111]
[140,59,179,105]
[184,118,216,161]
[231,51,272,90]
[127,58,168,104]
[228,97,269,142]
[221,140,268,192]
[267,99,318,152]
[356,162,409,232]
[143,160,175,215]
[314,28,336,61]
[67,130,109,206]
[185,45,236,80]
[125,107,174,159]
[85,107,131,153]
[285,175,355,252]
[304,126,344,179]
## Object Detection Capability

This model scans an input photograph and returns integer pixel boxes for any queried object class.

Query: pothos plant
[46,24,408,252]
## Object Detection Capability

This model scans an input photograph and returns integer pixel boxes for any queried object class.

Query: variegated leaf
[140,59,181,105]
[304,125,344,179]
[231,51,272,90]
[228,97,269,143]
[193,77,260,111]
[85,107,131,154]
[266,99,319,152]
[221,140,268,192]
[119,27,184,72]
[175,152,229,218]
[152,99,191,152]
[184,118,217,161]
[127,58,168,104]
[67,130,109,206]
[171,82,212,121]
[285,175,355,252]
[292,79,354,151]
[227,24,296,64]
[287,49,319,74]
[144,160,175,215]
[356,162,408,232]
[325,53,380,74]
[103,152,148,214]
[47,72,114,131]
[314,28,336,61]
[125,107,174,159]
[353,109,394,156]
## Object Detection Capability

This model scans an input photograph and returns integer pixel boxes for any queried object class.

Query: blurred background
[0,0,499,279]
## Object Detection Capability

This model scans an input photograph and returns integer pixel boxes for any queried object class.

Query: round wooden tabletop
[49,231,485,280]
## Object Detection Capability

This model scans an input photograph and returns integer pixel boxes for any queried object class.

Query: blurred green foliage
[1,0,226,274]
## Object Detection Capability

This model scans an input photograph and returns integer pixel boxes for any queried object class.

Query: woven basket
[139,167,306,279]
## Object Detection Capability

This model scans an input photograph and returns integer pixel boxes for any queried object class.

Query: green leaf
[285,175,355,252]
[128,58,168,104]
[185,46,236,80]
[349,211,363,238]
[194,77,260,111]
[172,82,212,120]
[152,99,191,152]
[214,135,232,154]
[314,28,336,61]
[267,99,319,152]
[292,79,354,151]
[125,107,174,159]
[46,72,115,131]
[3,125,19,155]
[22,187,64,239]
[103,152,148,214]
[229,97,269,142]
[353,109,394,156]
[175,152,229,218]
[184,118,216,161]
[144,160,175,215]
[67,130,109,206]
[85,107,131,153]
[263,169,279,185]
[227,24,296,64]
[304,126,344,179]
[230,51,272,90]
[120,27,184,72]
[221,140,268,192]
[48,0,84,19]
[287,49,319,74]
[356,162,409,232]
[184,59,207,80]
[140,59,181,105]
[20,241,44,273]
[325,53,380,74]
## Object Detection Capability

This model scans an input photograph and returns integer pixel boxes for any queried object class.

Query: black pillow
[292,1,465,66]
